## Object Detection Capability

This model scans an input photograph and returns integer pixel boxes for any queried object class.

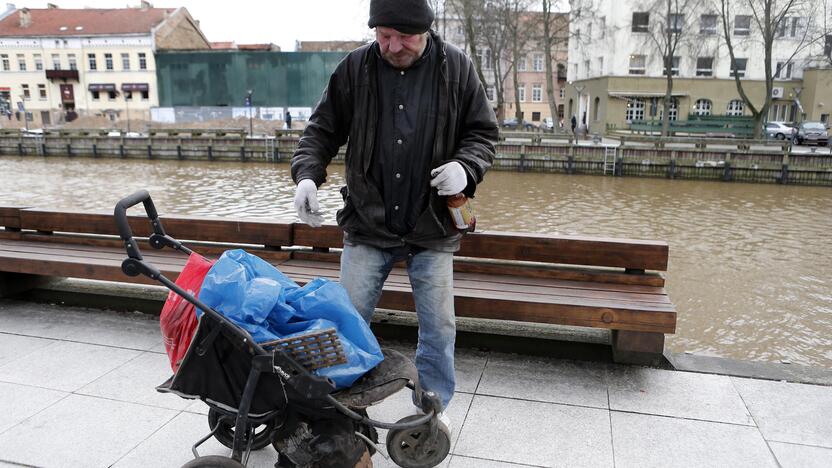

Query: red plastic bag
[160,252,214,373]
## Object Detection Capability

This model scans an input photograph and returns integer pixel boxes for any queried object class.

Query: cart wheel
[181,455,245,468]
[385,414,451,468]
[207,408,276,451]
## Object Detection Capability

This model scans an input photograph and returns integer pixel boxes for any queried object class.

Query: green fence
[155,50,348,108]
[630,115,756,137]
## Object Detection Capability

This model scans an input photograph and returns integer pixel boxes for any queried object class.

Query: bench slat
[18,210,294,247]
[292,224,669,271]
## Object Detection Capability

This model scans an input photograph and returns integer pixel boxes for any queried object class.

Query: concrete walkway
[0,299,830,468]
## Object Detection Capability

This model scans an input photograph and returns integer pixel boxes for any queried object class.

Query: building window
[1,54,9,71]
[105,53,113,70]
[518,55,527,71]
[91,90,100,100]
[599,17,606,38]
[518,84,526,102]
[660,98,679,121]
[559,88,565,99]
[632,12,649,32]
[825,34,832,57]
[138,53,147,70]
[51,54,61,70]
[597,57,604,75]
[663,56,681,76]
[532,84,543,102]
[17,54,26,71]
[121,53,130,70]
[476,48,493,70]
[37,84,46,99]
[700,14,717,34]
[532,53,544,72]
[88,53,97,71]
[593,96,600,121]
[486,85,495,101]
[34,54,42,70]
[777,17,805,38]
[629,55,646,75]
[124,90,133,101]
[68,54,76,70]
[141,90,149,100]
[694,99,712,116]
[668,14,683,33]
[696,57,714,76]
[734,15,751,36]
[775,61,793,79]
[22,84,30,99]
[531,111,541,122]
[730,58,747,78]
[726,99,744,116]
[107,90,116,100]
[625,98,645,122]
[583,60,590,78]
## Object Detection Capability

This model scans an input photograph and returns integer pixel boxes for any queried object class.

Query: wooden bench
[0,207,676,365]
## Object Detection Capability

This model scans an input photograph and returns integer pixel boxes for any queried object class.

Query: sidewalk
[0,299,830,468]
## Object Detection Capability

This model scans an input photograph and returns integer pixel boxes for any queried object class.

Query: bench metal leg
[611,330,666,367]
[0,273,52,298]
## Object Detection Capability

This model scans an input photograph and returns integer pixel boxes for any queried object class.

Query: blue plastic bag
[197,249,384,389]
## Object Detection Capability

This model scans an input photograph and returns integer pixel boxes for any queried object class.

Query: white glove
[293,179,324,227]
[430,161,468,196]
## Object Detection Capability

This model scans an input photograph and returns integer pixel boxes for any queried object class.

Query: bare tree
[446,0,488,86]
[720,0,825,138]
[636,0,704,136]
[502,0,537,122]
[540,0,570,128]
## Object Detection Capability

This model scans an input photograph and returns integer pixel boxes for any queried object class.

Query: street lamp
[246,89,254,137]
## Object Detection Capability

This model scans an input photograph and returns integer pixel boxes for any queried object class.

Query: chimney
[18,7,31,28]
[140,1,152,9]
[46,3,57,8]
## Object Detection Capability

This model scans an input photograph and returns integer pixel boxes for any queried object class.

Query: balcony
[45,69,79,81]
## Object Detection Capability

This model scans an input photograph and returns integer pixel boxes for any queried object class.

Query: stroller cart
[114,190,451,468]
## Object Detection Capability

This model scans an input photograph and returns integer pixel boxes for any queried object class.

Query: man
[291,0,497,425]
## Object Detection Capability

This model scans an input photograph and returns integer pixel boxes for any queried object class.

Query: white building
[0,2,208,128]
[566,0,832,131]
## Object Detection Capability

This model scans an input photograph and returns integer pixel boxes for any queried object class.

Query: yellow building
[0,3,208,128]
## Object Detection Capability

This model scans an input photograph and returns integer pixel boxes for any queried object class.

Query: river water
[2,156,831,368]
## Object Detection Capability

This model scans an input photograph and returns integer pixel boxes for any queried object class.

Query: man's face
[376,27,428,69]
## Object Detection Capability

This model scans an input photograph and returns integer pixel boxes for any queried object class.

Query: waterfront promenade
[0,298,830,467]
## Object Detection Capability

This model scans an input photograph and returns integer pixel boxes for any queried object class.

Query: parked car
[793,121,829,146]
[501,118,536,131]
[765,122,796,140]
[541,117,555,131]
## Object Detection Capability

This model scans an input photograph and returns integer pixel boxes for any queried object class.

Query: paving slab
[0,300,160,351]
[478,353,609,408]
[448,455,541,467]
[113,411,281,468]
[454,395,613,467]
[0,339,141,392]
[374,340,488,394]
[768,442,832,468]
[608,366,754,425]
[0,394,177,467]
[732,377,832,448]
[0,332,55,367]
[610,411,776,468]
[0,381,67,434]
[77,351,192,411]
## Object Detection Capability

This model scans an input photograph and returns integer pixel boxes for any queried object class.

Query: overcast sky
[16,0,374,51]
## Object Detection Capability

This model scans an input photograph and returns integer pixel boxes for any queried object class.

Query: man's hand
[430,161,467,196]
[293,179,324,227]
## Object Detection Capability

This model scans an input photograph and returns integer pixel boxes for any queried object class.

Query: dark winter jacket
[291,31,498,251]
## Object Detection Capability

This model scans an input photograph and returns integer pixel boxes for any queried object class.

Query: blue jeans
[340,243,456,409]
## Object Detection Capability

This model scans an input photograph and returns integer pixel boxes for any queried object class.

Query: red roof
[237,43,275,51]
[0,8,176,37]
[210,41,235,49]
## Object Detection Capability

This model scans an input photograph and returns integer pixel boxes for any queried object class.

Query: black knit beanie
[368,0,435,34]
